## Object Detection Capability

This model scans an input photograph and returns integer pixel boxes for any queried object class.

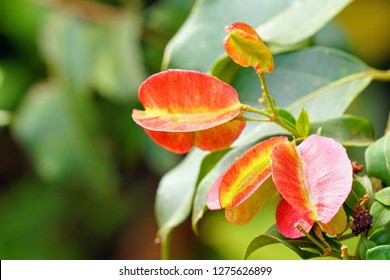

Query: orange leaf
[215,136,287,209]
[132,70,242,132]
[223,22,274,74]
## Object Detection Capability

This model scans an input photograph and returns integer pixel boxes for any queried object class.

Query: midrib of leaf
[285,71,372,111]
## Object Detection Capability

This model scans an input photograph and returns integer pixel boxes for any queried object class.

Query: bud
[350,204,373,236]
[351,161,364,174]
[223,22,274,74]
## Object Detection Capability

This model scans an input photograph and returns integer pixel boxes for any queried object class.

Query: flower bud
[351,204,373,235]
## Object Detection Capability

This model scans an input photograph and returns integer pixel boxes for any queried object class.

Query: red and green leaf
[132,69,242,132]
[225,176,277,224]
[223,22,274,74]
[206,136,287,210]
[271,135,352,238]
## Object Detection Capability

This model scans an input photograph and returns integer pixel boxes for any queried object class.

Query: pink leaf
[271,135,352,237]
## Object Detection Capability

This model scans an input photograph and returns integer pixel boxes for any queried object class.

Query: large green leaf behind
[163,0,352,72]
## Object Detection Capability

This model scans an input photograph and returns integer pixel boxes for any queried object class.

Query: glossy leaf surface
[359,237,377,260]
[132,70,242,132]
[310,115,375,146]
[366,245,390,260]
[244,224,322,260]
[365,133,390,185]
[375,187,390,206]
[163,0,351,72]
[155,149,207,238]
[370,201,390,231]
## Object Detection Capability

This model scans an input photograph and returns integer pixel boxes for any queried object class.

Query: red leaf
[276,198,314,238]
[144,129,194,154]
[132,70,242,132]
[145,119,245,154]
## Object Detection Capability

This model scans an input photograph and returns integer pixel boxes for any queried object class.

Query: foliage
[0,0,389,260]
[0,0,195,259]
[132,0,390,260]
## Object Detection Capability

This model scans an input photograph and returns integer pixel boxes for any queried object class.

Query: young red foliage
[132,70,242,132]
[223,22,274,74]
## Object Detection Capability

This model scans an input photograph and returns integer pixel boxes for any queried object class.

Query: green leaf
[370,229,390,245]
[355,175,375,205]
[209,55,241,84]
[375,188,390,206]
[155,149,208,238]
[197,149,231,186]
[366,245,390,260]
[359,236,377,260]
[12,82,118,197]
[365,133,390,185]
[40,8,145,102]
[310,115,375,146]
[345,179,367,210]
[163,0,352,72]
[276,108,296,133]
[244,224,322,260]
[370,201,390,231]
[296,108,310,138]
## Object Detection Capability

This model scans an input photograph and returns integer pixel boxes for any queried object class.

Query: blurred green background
[0,0,389,259]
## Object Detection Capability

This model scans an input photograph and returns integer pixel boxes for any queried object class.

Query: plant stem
[242,116,271,122]
[338,232,356,241]
[258,73,277,115]
[295,223,341,259]
[156,230,172,260]
[369,68,390,81]
[241,104,272,118]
